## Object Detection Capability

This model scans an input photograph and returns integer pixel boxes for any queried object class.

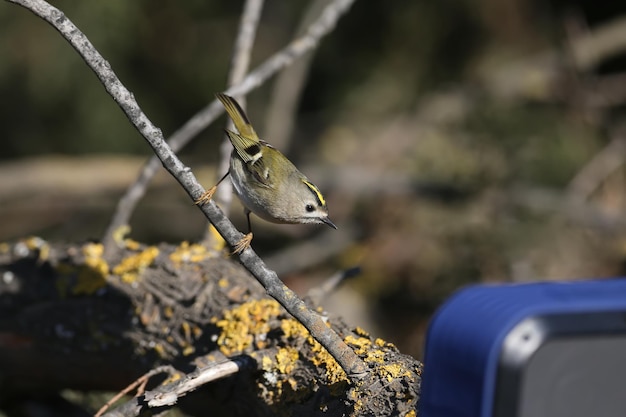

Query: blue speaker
[419,278,626,417]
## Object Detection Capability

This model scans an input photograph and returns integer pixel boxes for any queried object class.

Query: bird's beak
[322,217,338,229]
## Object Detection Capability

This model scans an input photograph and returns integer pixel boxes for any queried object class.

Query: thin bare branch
[102,0,357,256]
[145,359,242,408]
[265,223,357,275]
[482,16,626,101]
[7,0,368,380]
[265,0,330,151]
[571,15,626,71]
[103,357,253,417]
[307,266,361,306]
[202,0,264,245]
[95,366,177,417]
[228,0,265,88]
[567,133,626,201]
[510,185,626,231]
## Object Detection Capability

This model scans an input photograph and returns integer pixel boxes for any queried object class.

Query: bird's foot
[232,233,253,254]
[195,186,217,205]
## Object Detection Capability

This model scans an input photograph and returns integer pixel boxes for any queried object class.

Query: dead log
[0,238,422,416]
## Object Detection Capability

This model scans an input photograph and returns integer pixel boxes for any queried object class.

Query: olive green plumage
[216,93,335,230]
[198,94,336,252]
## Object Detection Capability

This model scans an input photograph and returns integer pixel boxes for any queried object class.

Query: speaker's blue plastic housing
[419,278,626,417]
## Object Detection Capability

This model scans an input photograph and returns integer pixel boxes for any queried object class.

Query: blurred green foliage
[0,0,489,159]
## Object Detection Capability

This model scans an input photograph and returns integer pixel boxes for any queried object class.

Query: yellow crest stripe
[302,179,326,207]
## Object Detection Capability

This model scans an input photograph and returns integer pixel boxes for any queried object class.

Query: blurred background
[2,0,626,360]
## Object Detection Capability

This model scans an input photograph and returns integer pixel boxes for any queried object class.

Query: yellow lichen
[375,337,395,349]
[162,372,183,385]
[38,242,50,261]
[275,347,299,374]
[111,225,143,250]
[344,334,371,354]
[124,239,142,251]
[286,377,298,391]
[347,389,366,416]
[122,273,138,284]
[73,265,107,295]
[192,324,203,338]
[82,243,103,259]
[23,236,49,261]
[153,344,167,359]
[73,243,109,295]
[280,317,348,382]
[260,347,299,377]
[309,335,347,385]
[262,355,274,372]
[112,225,131,246]
[181,321,192,342]
[354,326,370,338]
[257,348,308,405]
[346,331,415,389]
[24,236,45,250]
[379,362,411,382]
[169,241,210,264]
[213,299,353,387]
[345,334,386,364]
[218,278,229,288]
[211,299,282,356]
[369,349,386,364]
[280,318,308,339]
[53,244,109,296]
[112,246,159,283]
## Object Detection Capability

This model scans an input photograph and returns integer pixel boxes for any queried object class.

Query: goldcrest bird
[196,93,336,253]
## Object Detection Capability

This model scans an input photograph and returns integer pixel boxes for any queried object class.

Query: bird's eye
[305,204,315,212]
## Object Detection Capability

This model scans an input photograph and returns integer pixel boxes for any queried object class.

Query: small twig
[8,0,368,380]
[307,266,361,306]
[265,0,330,151]
[145,358,246,408]
[264,223,357,275]
[567,134,626,202]
[95,365,176,417]
[135,376,149,397]
[202,0,264,245]
[103,357,254,417]
[510,185,626,231]
[483,16,626,101]
[571,15,626,72]
[102,0,358,257]
[227,0,265,90]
